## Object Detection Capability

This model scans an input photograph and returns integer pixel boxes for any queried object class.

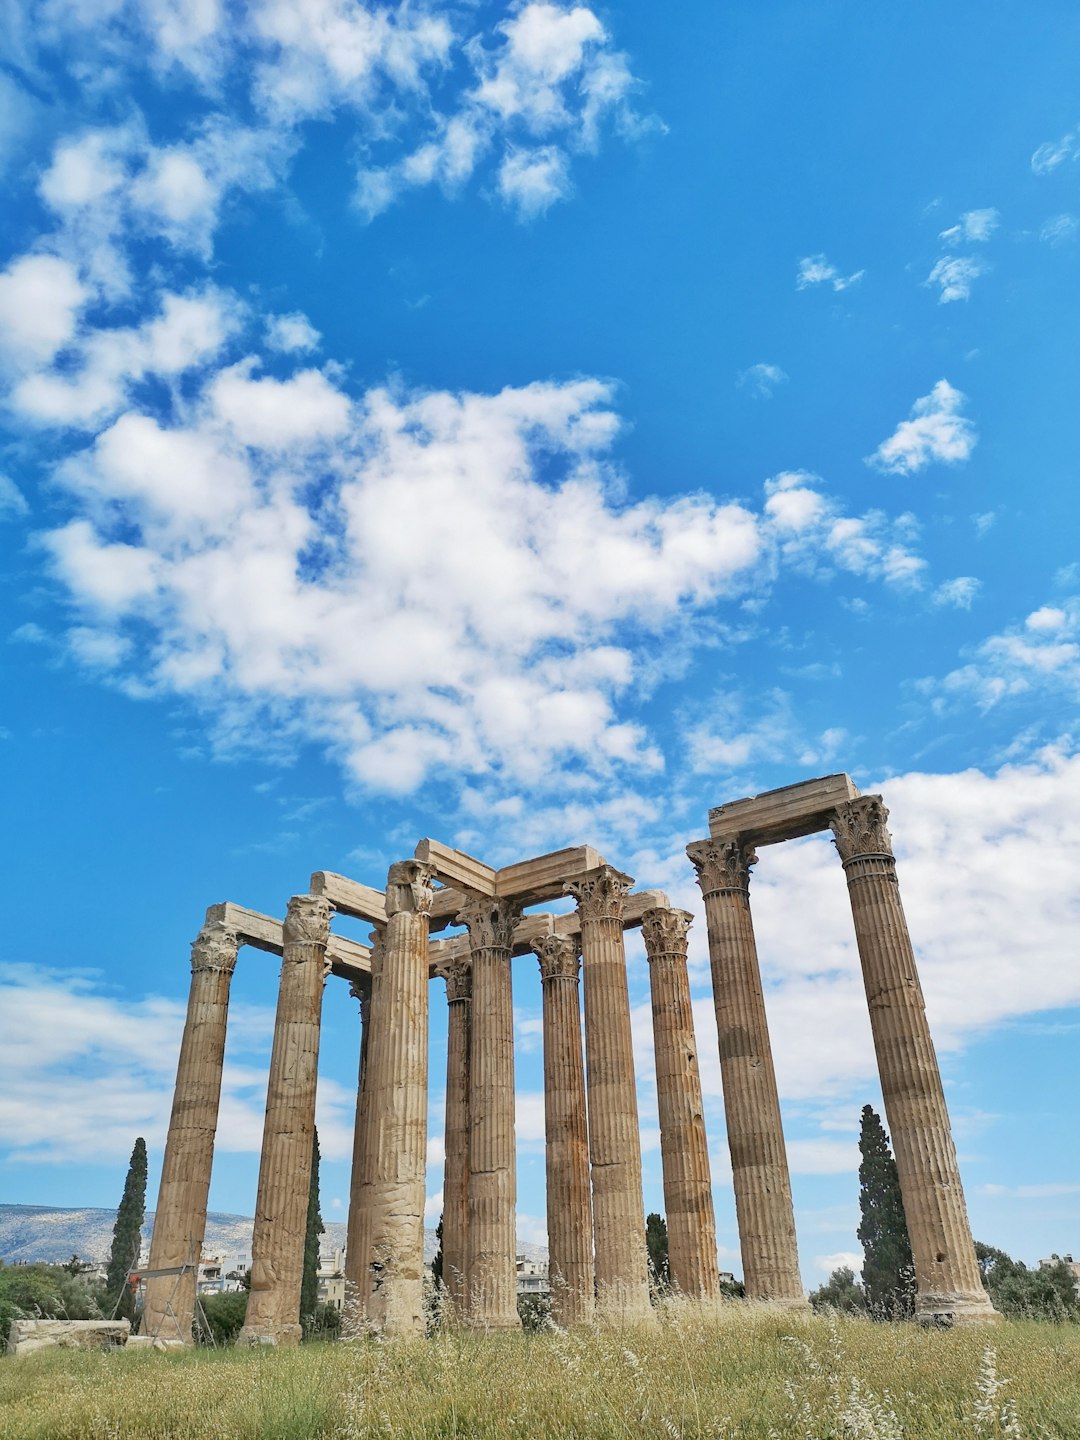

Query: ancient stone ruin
[140,774,998,1344]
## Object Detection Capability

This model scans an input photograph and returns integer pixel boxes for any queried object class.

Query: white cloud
[926,254,986,304]
[796,254,864,291]
[265,312,321,353]
[0,475,30,518]
[1039,214,1077,246]
[737,363,788,399]
[866,380,976,475]
[939,208,999,244]
[930,597,1080,711]
[763,470,926,586]
[0,253,88,366]
[497,144,573,218]
[1031,127,1080,175]
[932,576,981,610]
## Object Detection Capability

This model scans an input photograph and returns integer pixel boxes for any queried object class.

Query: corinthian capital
[190,919,240,976]
[535,933,580,983]
[567,865,633,922]
[435,955,472,1002]
[641,907,692,960]
[385,861,436,918]
[455,896,519,952]
[283,893,333,947]
[686,838,757,897]
[830,796,893,863]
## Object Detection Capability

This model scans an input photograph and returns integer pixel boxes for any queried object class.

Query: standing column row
[686,839,805,1306]
[831,797,998,1325]
[438,955,473,1316]
[343,931,379,1315]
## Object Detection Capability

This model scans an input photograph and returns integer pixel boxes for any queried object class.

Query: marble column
[362,862,434,1339]
[831,796,999,1325]
[239,894,332,1345]
[570,866,652,1321]
[686,839,804,1305]
[343,931,379,1319]
[437,954,472,1314]
[457,897,521,1329]
[142,917,240,1344]
[536,933,594,1327]
[641,906,719,1300]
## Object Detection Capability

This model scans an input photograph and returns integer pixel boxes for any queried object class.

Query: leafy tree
[194,1291,249,1347]
[431,1215,444,1291]
[106,1137,147,1322]
[857,1106,915,1317]
[646,1212,670,1293]
[0,1262,101,1346]
[809,1266,868,1313]
[975,1242,1080,1322]
[300,1127,325,1335]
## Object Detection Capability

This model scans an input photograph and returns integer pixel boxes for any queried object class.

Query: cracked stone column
[687,839,804,1305]
[239,894,332,1346]
[641,906,719,1300]
[436,954,472,1315]
[142,916,240,1344]
[344,932,378,1320]
[831,796,999,1325]
[570,866,652,1321]
[362,862,434,1338]
[536,933,594,1327]
[458,897,521,1329]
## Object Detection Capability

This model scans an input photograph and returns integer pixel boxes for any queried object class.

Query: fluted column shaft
[344,942,377,1315]
[142,917,239,1343]
[571,867,651,1321]
[362,862,434,1338]
[459,898,521,1329]
[439,957,472,1313]
[536,935,594,1327]
[831,797,998,1325]
[687,839,803,1304]
[642,907,719,1300]
[239,895,332,1345]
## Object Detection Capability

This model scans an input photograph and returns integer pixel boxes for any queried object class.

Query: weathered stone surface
[570,866,652,1321]
[536,934,594,1327]
[642,907,719,1300]
[362,862,434,1338]
[687,839,805,1306]
[238,895,332,1346]
[831,797,999,1326]
[344,953,375,1319]
[458,896,521,1329]
[8,1319,130,1356]
[436,954,472,1314]
[416,839,497,894]
[709,773,860,845]
[142,916,239,1344]
[496,845,603,904]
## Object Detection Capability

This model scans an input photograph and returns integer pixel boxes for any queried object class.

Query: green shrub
[0,1262,102,1345]
[194,1291,249,1347]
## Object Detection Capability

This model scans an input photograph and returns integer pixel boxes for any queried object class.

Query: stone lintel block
[207,900,371,979]
[708,773,861,846]
[415,839,497,894]
[310,872,389,923]
[8,1319,130,1356]
[495,846,604,904]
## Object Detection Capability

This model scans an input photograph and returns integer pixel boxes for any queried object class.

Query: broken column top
[708,773,861,845]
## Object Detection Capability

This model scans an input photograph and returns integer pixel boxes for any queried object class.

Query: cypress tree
[857,1104,915,1317]
[106,1137,147,1322]
[431,1215,444,1291]
[645,1212,670,1292]
[300,1128,324,1331]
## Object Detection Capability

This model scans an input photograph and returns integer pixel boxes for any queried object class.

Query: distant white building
[516,1255,548,1295]
[1038,1253,1080,1293]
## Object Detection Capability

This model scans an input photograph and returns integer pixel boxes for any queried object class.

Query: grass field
[2,1305,1078,1440]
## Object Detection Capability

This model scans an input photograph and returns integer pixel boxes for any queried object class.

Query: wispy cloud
[796,254,864,291]
[736,362,788,399]
[867,380,977,475]
[932,576,981,610]
[939,208,999,244]
[926,254,987,303]
[928,598,1080,712]
[1032,126,1080,175]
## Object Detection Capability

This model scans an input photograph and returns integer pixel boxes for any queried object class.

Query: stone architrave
[238,894,332,1346]
[363,862,434,1338]
[641,907,719,1300]
[569,866,652,1321]
[343,937,377,1319]
[830,797,999,1325]
[437,954,472,1314]
[535,933,594,1327]
[686,839,804,1305]
[142,918,240,1344]
[457,897,522,1329]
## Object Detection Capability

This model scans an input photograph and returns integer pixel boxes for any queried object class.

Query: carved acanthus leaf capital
[455,896,519,952]
[830,796,893,863]
[283,894,333,948]
[190,920,240,976]
[348,974,372,1006]
[385,861,436,918]
[686,838,757,897]
[567,865,634,922]
[368,927,385,978]
[435,955,473,1001]
[641,907,693,959]
[535,933,580,983]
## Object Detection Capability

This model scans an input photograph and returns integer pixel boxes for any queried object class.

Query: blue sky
[2,0,1079,1284]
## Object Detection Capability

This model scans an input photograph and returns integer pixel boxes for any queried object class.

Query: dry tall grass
[2,1303,1078,1439]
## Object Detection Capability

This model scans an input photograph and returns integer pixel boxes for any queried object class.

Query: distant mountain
[0,1205,546,1267]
